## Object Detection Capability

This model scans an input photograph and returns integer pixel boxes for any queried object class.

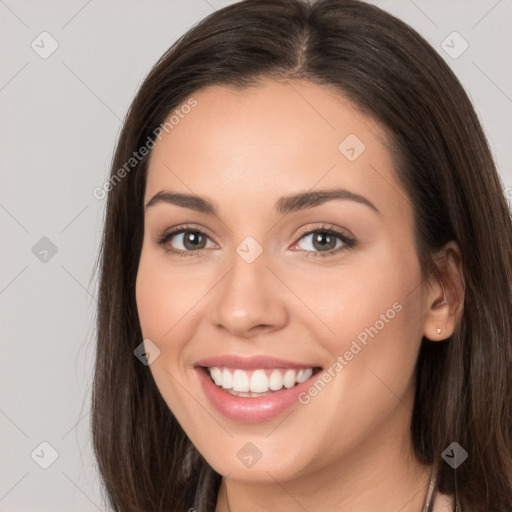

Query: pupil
[314,233,334,250]
[185,232,204,250]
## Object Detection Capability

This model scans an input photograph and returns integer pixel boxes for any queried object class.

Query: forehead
[144,79,410,222]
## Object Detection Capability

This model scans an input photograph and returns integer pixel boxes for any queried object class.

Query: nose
[209,248,289,339]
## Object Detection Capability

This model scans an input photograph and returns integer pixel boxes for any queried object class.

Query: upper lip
[194,354,321,370]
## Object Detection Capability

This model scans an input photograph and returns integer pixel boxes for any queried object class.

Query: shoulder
[432,491,455,512]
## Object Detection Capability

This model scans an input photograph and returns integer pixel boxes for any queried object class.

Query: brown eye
[177,231,208,251]
[158,227,215,256]
[292,226,356,258]
[300,231,339,252]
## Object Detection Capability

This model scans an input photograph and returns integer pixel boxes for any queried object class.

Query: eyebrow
[144,187,380,216]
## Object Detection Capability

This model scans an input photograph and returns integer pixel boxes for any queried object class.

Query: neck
[215,435,433,512]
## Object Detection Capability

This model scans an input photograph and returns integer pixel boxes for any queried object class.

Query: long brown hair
[91,1,512,510]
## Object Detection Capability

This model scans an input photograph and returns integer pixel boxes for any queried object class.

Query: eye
[157,223,356,258]
[291,224,356,258]
[157,225,216,257]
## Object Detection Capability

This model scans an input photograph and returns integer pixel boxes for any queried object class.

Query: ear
[423,241,465,341]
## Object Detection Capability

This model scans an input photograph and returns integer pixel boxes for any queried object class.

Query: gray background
[1,1,510,510]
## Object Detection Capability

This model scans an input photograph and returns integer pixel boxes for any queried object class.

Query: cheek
[135,261,172,340]
[135,247,212,395]
[135,247,201,341]
[135,252,196,418]
[300,241,425,410]
[292,240,423,350]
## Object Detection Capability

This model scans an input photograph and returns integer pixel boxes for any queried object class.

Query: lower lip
[196,367,319,423]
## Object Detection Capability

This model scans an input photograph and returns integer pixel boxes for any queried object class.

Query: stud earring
[436,328,441,334]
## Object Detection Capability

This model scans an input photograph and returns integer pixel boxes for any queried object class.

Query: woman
[91,1,512,510]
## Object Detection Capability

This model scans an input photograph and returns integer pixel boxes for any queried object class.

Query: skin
[135,79,464,512]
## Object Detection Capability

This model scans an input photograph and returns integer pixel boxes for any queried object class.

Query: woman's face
[136,79,431,482]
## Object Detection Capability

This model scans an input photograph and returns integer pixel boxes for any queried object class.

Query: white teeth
[221,368,233,389]
[283,369,296,388]
[268,369,284,390]
[296,368,313,383]
[210,367,223,386]
[207,367,315,394]
[250,370,269,393]
[232,369,250,392]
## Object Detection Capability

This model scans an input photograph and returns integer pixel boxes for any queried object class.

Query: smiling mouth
[202,366,323,397]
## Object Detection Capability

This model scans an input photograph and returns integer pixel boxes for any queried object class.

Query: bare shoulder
[432,491,455,512]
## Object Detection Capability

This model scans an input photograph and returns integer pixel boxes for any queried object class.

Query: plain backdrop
[1,1,511,510]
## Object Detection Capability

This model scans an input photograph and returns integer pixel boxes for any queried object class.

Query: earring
[436,328,441,334]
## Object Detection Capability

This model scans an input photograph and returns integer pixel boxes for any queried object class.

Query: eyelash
[156,223,356,259]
